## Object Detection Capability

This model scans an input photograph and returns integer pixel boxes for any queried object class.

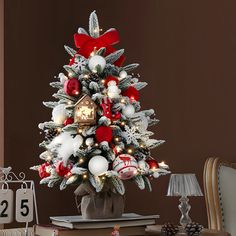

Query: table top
[146,225,231,236]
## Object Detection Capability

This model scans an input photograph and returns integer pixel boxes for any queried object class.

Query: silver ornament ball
[122,104,135,118]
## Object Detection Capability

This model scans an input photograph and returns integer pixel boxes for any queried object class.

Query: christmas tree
[31,11,169,195]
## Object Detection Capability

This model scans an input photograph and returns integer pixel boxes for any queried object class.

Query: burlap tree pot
[74,183,125,219]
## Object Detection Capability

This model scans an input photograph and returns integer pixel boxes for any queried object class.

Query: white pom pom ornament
[119,70,127,79]
[52,104,67,125]
[113,154,138,180]
[107,81,121,99]
[88,155,109,176]
[122,104,135,118]
[88,55,106,73]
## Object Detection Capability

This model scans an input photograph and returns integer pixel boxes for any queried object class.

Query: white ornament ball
[88,55,106,73]
[122,104,135,118]
[119,70,127,79]
[85,137,94,147]
[138,160,150,172]
[52,104,67,125]
[88,155,109,176]
[113,154,138,180]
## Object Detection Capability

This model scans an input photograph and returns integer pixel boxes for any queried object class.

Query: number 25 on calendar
[0,186,33,223]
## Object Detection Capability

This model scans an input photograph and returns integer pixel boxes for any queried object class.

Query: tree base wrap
[74,183,125,219]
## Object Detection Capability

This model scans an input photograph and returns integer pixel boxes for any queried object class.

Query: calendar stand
[0,167,39,236]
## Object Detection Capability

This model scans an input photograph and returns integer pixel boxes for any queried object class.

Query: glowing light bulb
[68,72,73,77]
[83,174,87,179]
[78,128,83,134]
[114,137,120,142]
[68,175,77,183]
[57,127,62,133]
[79,158,84,164]
[127,148,133,154]
[120,98,126,103]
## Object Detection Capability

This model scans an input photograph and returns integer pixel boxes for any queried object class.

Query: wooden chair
[204,158,236,236]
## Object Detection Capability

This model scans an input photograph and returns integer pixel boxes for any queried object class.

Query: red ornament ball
[64,78,81,97]
[63,117,74,126]
[122,86,139,101]
[96,126,113,143]
[38,163,50,179]
[104,76,119,87]
[146,158,159,170]
[56,161,72,177]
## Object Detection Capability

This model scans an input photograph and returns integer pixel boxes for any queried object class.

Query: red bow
[73,29,125,66]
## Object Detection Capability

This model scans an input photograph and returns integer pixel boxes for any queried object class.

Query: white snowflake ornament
[122,125,141,146]
[70,56,87,73]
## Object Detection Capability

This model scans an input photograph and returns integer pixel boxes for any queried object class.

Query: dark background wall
[4,0,236,227]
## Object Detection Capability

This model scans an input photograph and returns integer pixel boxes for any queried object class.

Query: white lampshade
[167,173,203,197]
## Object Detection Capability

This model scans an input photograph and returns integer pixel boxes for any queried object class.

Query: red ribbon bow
[73,28,125,66]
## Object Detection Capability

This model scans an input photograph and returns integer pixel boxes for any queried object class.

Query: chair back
[204,158,236,235]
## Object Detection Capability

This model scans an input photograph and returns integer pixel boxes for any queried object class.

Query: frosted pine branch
[53,93,77,102]
[64,45,77,57]
[96,47,106,56]
[77,27,88,35]
[89,10,100,38]
[89,175,104,192]
[105,49,124,64]
[143,176,152,192]
[63,65,77,77]
[43,101,58,109]
[134,82,147,90]
[50,82,63,89]
[110,176,125,195]
[133,175,145,190]
[122,63,139,72]
[146,139,165,149]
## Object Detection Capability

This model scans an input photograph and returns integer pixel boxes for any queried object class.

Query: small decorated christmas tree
[31,11,170,218]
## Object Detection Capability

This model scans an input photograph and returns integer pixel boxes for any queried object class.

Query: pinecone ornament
[185,222,204,236]
[161,223,179,236]
[44,129,58,141]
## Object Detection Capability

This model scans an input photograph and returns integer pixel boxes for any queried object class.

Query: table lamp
[167,173,203,227]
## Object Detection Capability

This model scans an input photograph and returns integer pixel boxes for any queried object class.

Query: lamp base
[178,196,192,227]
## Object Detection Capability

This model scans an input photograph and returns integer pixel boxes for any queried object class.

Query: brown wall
[0,0,3,170]
[4,0,236,227]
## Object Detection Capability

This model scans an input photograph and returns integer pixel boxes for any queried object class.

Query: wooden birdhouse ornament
[74,94,97,126]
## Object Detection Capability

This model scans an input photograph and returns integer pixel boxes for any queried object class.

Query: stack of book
[34,213,159,236]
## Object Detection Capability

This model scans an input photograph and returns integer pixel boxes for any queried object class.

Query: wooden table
[146,225,231,236]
